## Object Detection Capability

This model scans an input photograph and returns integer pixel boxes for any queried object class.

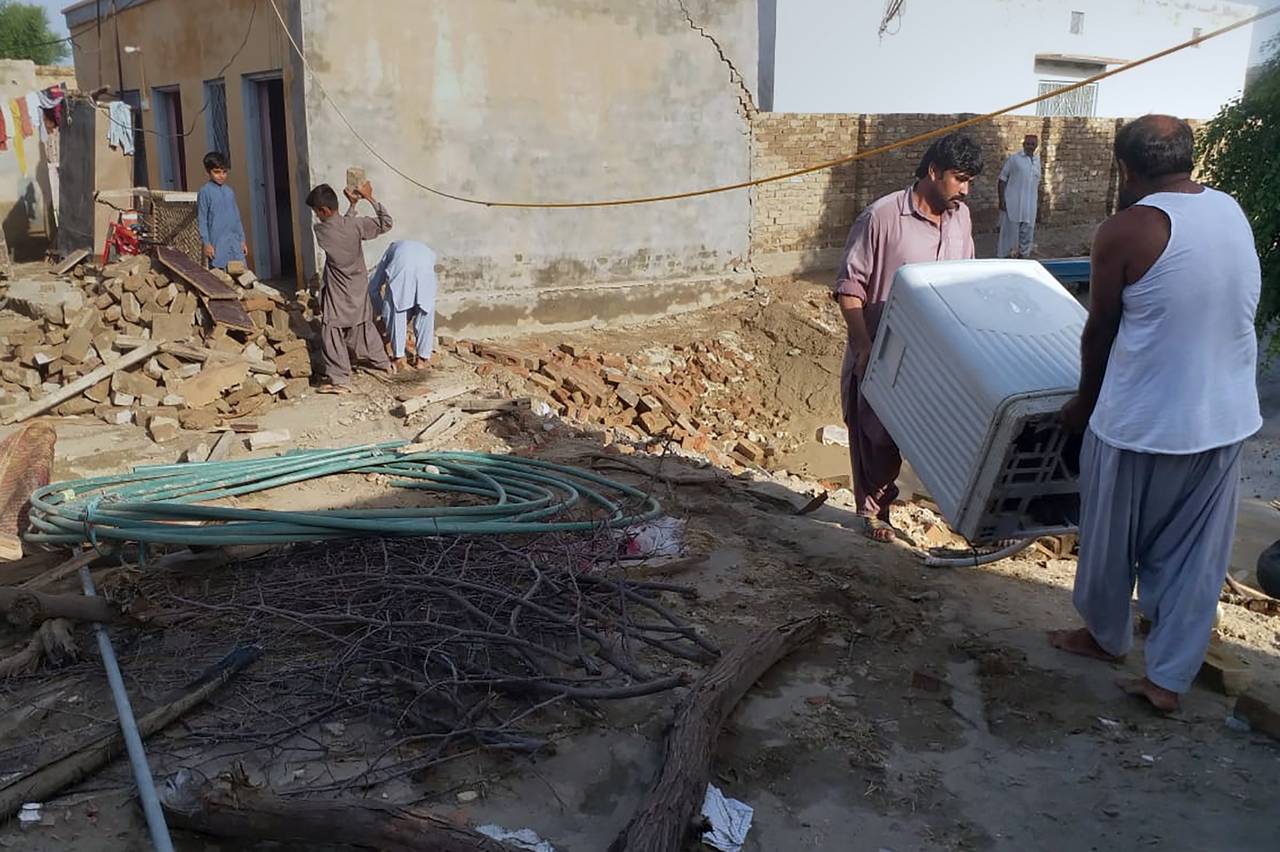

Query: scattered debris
[0,646,261,821]
[608,616,824,852]
[816,424,849,447]
[1198,639,1251,696]
[159,766,511,852]
[246,429,291,451]
[0,422,56,561]
[477,824,558,852]
[0,253,317,439]
[439,336,791,474]
[131,534,714,791]
[1233,684,1280,743]
[701,784,753,852]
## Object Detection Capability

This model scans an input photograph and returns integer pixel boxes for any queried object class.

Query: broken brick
[637,410,672,435]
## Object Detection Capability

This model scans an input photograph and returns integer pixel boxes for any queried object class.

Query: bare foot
[864,518,895,543]
[1116,677,1179,713]
[393,357,409,372]
[1048,628,1121,662]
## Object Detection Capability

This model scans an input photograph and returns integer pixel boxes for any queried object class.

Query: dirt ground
[2,275,1278,851]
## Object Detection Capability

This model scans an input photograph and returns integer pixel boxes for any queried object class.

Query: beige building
[66,0,303,285]
[0,61,75,263]
[65,0,759,333]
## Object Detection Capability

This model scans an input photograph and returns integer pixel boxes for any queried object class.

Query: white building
[760,0,1258,119]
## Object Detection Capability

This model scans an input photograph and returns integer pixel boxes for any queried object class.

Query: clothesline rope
[262,0,1280,209]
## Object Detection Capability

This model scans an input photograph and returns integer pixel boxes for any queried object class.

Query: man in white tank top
[1051,115,1262,713]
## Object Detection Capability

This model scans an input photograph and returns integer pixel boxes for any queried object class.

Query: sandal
[316,384,351,395]
[864,518,896,543]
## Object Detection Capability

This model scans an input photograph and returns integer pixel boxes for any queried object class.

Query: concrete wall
[0,61,76,261]
[298,0,758,335]
[769,0,1256,120]
[751,113,1123,277]
[66,0,306,285]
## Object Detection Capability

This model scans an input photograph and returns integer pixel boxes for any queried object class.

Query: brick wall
[751,113,1124,272]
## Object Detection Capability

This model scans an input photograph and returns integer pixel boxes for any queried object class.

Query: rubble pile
[442,335,799,470]
[0,255,315,441]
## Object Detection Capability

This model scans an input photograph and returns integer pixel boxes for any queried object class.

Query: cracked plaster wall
[299,0,758,336]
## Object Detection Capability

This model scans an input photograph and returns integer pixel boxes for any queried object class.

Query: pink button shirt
[834,185,975,418]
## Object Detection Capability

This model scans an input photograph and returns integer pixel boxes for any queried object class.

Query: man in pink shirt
[834,133,983,542]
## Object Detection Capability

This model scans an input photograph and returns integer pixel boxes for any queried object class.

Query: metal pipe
[922,537,1037,569]
[80,566,175,852]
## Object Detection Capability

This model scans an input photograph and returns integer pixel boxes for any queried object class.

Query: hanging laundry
[25,93,43,143]
[37,85,64,128]
[9,101,26,175]
[106,100,135,155]
[16,96,32,137]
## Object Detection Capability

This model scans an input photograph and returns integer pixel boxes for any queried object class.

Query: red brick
[637,410,672,435]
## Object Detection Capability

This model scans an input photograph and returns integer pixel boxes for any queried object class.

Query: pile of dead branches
[134,533,716,791]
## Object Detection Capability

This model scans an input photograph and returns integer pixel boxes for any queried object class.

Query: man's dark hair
[203,151,228,171]
[915,133,984,180]
[1114,115,1194,178]
[306,184,340,211]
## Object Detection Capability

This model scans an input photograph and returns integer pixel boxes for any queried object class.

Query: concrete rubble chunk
[148,415,181,443]
[247,429,291,451]
[0,278,86,324]
[817,425,849,447]
[177,361,251,409]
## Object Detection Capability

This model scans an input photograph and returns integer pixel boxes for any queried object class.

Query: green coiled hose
[25,441,662,547]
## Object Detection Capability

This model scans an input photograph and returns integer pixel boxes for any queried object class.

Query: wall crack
[675,0,758,121]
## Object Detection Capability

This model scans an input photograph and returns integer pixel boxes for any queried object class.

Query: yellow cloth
[8,101,25,176]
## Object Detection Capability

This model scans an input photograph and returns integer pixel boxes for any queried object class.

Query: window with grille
[1070,11,1084,35]
[204,79,229,162]
[1036,80,1097,117]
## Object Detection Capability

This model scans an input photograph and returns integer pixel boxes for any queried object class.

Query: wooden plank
[392,381,479,417]
[1,343,159,425]
[19,549,104,591]
[53,249,90,276]
[155,246,238,300]
[204,298,255,332]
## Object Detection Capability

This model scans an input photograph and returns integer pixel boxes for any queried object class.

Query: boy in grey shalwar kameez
[1055,115,1262,713]
[306,182,394,392]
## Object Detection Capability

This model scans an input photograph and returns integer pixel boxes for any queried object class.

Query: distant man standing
[1053,116,1261,713]
[835,133,983,542]
[997,134,1041,258]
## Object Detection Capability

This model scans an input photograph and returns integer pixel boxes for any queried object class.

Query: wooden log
[0,645,261,823]
[159,770,510,852]
[0,587,118,629]
[0,618,77,678]
[1,343,159,425]
[608,616,825,852]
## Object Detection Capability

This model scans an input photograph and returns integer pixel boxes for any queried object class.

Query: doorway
[151,86,187,190]
[242,74,295,280]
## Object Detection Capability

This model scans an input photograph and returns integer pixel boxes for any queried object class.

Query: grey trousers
[1074,429,1242,693]
[320,320,390,386]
